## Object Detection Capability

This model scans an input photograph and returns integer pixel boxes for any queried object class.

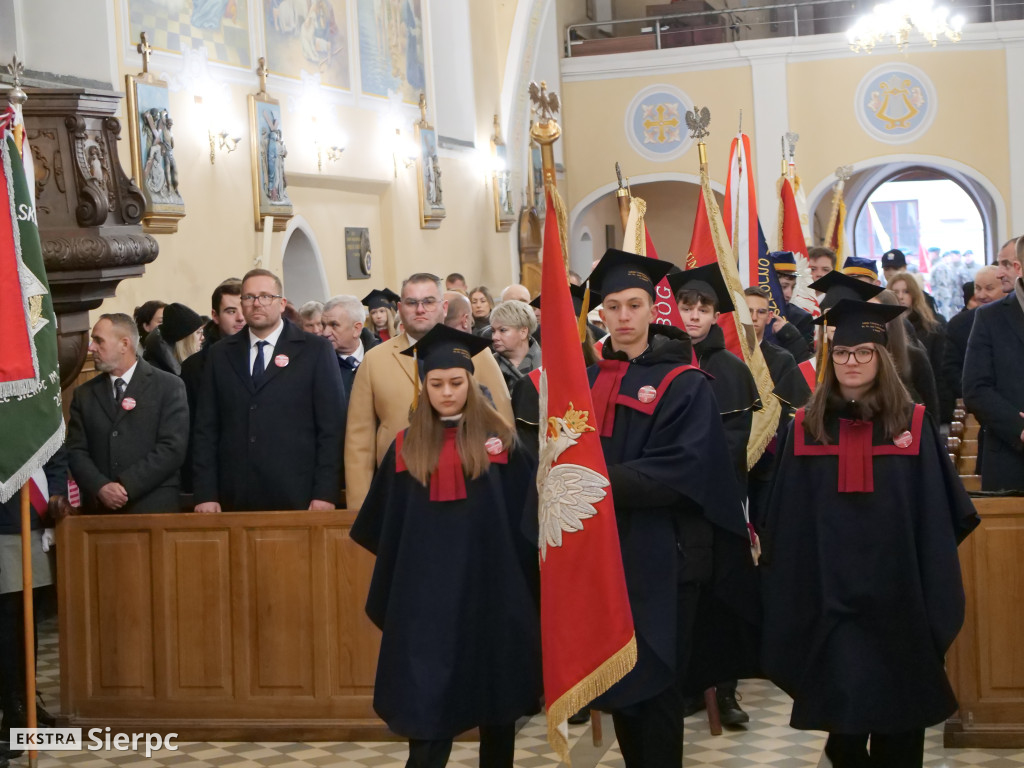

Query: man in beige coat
[344,272,513,509]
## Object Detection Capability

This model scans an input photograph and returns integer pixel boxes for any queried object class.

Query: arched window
[852,170,986,281]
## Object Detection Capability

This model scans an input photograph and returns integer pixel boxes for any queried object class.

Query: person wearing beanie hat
[142,302,206,376]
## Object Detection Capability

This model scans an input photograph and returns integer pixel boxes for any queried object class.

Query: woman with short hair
[489,300,541,391]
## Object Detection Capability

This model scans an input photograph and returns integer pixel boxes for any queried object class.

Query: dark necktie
[114,378,126,404]
[252,340,269,385]
[339,355,358,370]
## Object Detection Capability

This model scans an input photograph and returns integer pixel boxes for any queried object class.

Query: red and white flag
[622,196,684,329]
[537,186,635,764]
[723,132,759,289]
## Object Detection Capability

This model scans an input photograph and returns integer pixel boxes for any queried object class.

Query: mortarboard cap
[530,283,602,317]
[362,288,400,311]
[400,323,491,377]
[813,299,905,347]
[880,249,907,270]
[665,262,736,313]
[770,251,797,274]
[585,249,675,300]
[809,269,884,312]
[842,255,880,281]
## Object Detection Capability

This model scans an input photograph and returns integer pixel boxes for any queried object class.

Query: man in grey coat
[67,313,189,514]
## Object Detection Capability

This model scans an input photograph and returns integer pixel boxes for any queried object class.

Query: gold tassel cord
[546,635,638,766]
[577,285,591,344]
[409,348,420,414]
[548,180,571,272]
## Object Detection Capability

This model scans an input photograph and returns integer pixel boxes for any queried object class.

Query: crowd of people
[3,235,1023,767]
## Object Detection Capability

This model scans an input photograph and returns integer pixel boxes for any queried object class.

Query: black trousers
[0,589,39,715]
[609,583,701,768]
[825,730,925,768]
[406,723,516,768]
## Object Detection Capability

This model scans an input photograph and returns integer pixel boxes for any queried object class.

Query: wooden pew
[946,496,1024,747]
[57,509,389,741]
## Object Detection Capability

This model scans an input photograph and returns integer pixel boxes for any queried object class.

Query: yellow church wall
[786,48,1010,220]
[561,66,753,213]
[96,0,524,322]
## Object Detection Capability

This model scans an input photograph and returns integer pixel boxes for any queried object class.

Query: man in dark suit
[67,313,188,514]
[192,269,345,512]
[963,237,1024,492]
[320,294,379,400]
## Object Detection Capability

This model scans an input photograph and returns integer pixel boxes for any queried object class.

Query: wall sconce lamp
[209,129,241,164]
[317,143,345,173]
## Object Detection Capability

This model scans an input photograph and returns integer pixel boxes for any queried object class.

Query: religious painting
[262,0,350,90]
[414,98,444,229]
[125,71,186,234]
[249,65,293,231]
[126,0,252,68]
[491,116,514,233]
[356,0,426,103]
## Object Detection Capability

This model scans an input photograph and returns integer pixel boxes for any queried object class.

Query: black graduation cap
[808,270,884,312]
[664,263,736,313]
[530,283,602,317]
[362,288,400,311]
[400,323,492,377]
[813,299,905,346]
[585,249,675,300]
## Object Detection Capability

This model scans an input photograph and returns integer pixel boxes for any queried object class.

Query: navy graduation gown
[350,430,541,740]
[759,404,979,733]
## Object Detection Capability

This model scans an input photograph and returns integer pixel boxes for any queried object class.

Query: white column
[1006,43,1024,240]
[749,56,789,249]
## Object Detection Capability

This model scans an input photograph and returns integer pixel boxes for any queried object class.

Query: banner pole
[20,482,39,766]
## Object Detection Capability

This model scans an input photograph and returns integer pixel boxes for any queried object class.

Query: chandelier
[847,0,965,53]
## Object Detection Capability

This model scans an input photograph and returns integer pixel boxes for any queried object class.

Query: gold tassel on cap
[409,348,421,414]
[577,285,591,344]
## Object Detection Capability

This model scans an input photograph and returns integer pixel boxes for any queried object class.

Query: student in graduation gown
[758,299,979,768]
[583,250,759,768]
[350,324,541,768]
[669,263,760,495]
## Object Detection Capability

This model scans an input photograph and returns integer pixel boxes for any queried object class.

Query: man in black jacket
[68,314,188,514]
[964,237,1024,491]
[193,269,345,512]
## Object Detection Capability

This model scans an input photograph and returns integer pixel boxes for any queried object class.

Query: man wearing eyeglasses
[192,268,345,512]
[343,272,513,510]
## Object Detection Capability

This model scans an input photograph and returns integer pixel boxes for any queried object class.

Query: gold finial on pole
[137,32,153,75]
[785,131,800,178]
[528,80,561,189]
[256,56,268,95]
[685,105,711,170]
[614,162,631,231]
[6,55,26,105]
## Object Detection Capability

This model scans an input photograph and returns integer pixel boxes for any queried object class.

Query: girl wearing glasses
[758,299,978,768]
[350,324,540,768]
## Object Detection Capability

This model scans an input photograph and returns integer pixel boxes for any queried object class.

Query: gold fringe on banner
[623,197,647,256]
[546,635,638,766]
[699,167,780,469]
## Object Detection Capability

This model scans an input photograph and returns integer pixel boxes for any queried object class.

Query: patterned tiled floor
[12,617,1023,767]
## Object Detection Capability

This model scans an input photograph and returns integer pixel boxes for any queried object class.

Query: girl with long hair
[363,288,400,343]
[469,286,494,336]
[759,299,978,768]
[873,289,940,418]
[887,271,952,419]
[351,324,541,768]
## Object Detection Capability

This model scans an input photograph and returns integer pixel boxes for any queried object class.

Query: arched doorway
[281,218,329,305]
[569,175,725,277]
[808,158,1004,266]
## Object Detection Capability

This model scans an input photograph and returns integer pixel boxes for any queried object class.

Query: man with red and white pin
[67,312,189,513]
[192,269,345,512]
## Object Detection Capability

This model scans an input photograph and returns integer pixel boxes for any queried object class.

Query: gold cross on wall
[643,104,680,143]
[137,31,152,74]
